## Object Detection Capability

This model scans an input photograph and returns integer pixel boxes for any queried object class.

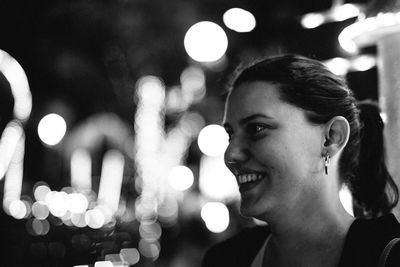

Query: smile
[237,173,264,185]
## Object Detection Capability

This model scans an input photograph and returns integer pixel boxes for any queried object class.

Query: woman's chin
[239,202,260,218]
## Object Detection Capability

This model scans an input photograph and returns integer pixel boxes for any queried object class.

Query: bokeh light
[168,165,194,191]
[180,66,206,104]
[120,248,140,265]
[32,201,50,220]
[71,149,92,193]
[351,55,376,72]
[47,191,68,217]
[85,209,105,229]
[324,57,350,76]
[94,261,113,267]
[0,121,24,179]
[199,155,239,201]
[223,8,256,32]
[70,212,87,228]
[98,150,124,213]
[9,199,27,219]
[138,239,160,260]
[197,124,229,156]
[104,254,123,266]
[158,195,179,226]
[66,193,89,214]
[339,185,354,216]
[31,218,50,236]
[184,21,228,62]
[301,13,325,29]
[139,221,162,242]
[201,202,230,233]
[34,184,51,202]
[0,49,32,121]
[37,113,67,146]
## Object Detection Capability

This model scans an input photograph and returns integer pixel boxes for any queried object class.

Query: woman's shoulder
[201,225,270,267]
[339,213,400,267]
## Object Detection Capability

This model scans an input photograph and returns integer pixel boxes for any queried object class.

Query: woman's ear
[323,116,350,157]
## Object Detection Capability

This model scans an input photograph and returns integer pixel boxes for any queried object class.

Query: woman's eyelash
[246,123,272,135]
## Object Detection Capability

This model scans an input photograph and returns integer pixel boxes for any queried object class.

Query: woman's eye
[246,124,268,136]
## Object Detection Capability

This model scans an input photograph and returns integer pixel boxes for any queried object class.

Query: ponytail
[351,100,399,218]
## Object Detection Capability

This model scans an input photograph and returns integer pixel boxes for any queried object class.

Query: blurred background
[0,0,386,266]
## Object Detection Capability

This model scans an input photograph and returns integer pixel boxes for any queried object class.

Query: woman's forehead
[224,81,309,124]
[226,81,283,111]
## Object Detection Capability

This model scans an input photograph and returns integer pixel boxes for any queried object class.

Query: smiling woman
[202,55,400,267]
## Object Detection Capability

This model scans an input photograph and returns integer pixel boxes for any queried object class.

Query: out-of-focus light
[139,221,162,242]
[98,150,124,213]
[31,218,50,236]
[168,165,194,191]
[339,185,354,216]
[120,248,140,265]
[0,121,24,179]
[138,239,160,261]
[104,254,123,266]
[74,265,89,267]
[351,54,376,71]
[66,193,89,214]
[180,66,206,104]
[9,199,27,219]
[301,13,325,29]
[180,112,205,138]
[381,112,387,124]
[223,8,256,32]
[184,21,228,63]
[0,49,32,121]
[71,149,92,193]
[3,134,25,213]
[338,25,359,54]
[197,124,229,157]
[301,3,362,30]
[199,155,239,201]
[136,76,165,107]
[47,191,68,217]
[85,209,105,229]
[94,261,113,267]
[332,3,361,22]
[94,204,113,225]
[324,57,350,76]
[323,55,376,76]
[201,202,230,233]
[135,196,158,223]
[71,212,87,228]
[32,201,50,220]
[158,195,178,226]
[34,184,51,202]
[339,12,400,54]
[37,113,67,146]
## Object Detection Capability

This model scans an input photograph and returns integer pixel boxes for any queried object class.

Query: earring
[324,152,330,175]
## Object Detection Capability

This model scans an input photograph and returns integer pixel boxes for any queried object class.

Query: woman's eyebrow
[239,114,273,125]
[223,114,274,129]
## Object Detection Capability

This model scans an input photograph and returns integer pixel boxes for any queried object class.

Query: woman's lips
[237,173,265,193]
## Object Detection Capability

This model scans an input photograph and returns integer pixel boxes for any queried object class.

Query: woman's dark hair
[229,54,398,218]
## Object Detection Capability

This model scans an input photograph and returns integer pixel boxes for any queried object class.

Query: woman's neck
[262,194,355,267]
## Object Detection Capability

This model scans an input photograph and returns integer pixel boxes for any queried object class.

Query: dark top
[202,214,400,267]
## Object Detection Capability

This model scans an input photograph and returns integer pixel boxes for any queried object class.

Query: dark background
[0,0,379,266]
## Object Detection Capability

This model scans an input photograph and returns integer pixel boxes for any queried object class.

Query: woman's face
[223,81,325,219]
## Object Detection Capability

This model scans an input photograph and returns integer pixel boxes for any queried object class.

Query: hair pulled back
[229,54,398,217]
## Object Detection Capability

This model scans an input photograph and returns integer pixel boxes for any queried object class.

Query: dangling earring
[324,152,330,175]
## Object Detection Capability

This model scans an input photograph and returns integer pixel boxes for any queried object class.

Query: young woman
[202,55,400,267]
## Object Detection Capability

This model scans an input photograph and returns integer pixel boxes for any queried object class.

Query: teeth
[238,173,264,184]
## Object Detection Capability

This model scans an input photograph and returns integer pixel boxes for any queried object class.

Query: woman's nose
[224,138,249,167]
